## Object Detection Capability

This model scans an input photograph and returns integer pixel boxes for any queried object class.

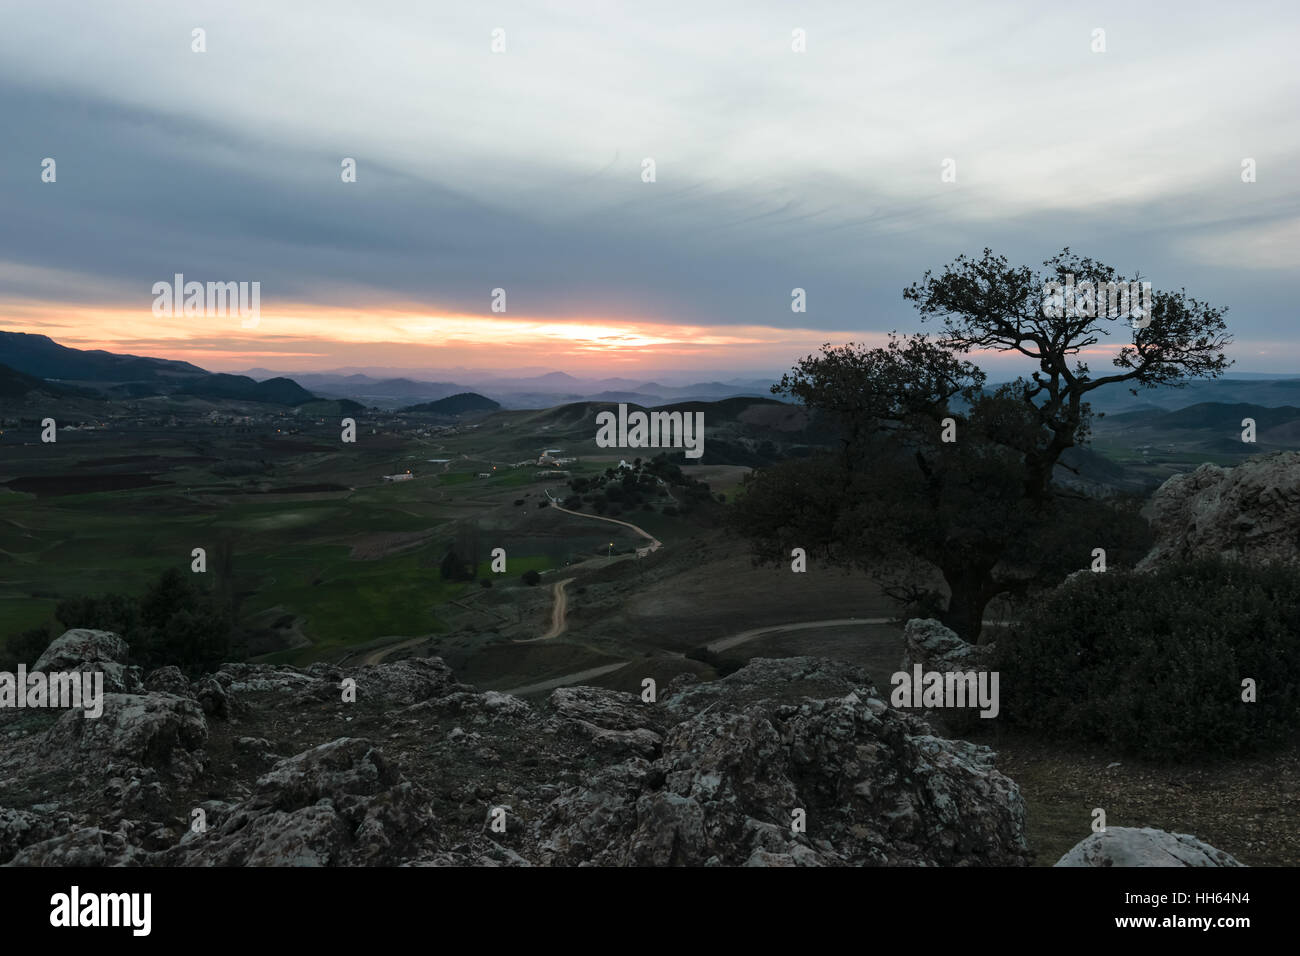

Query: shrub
[995,557,1300,758]
[50,567,234,675]
[440,548,474,582]
[0,624,55,670]
[522,569,542,586]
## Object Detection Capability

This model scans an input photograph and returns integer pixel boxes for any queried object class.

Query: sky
[1,0,1297,380]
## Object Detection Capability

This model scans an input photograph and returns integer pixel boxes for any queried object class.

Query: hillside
[0,362,95,400]
[179,373,316,405]
[0,331,206,383]
[0,332,318,407]
[401,392,501,415]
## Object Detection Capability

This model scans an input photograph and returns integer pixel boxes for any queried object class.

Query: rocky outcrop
[166,738,437,866]
[31,627,142,694]
[1139,451,1300,569]
[547,686,664,759]
[900,618,995,673]
[40,692,208,783]
[1055,827,1245,867]
[538,658,1029,867]
[2,630,1030,867]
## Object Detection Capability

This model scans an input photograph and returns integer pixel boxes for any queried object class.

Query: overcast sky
[1,0,1296,377]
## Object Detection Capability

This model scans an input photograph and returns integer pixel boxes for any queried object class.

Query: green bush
[52,567,235,675]
[0,623,56,670]
[995,557,1300,758]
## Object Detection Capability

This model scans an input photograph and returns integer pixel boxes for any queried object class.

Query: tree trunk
[939,561,995,643]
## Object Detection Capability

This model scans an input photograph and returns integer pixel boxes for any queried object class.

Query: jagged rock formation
[32,628,142,693]
[1,631,1030,866]
[1139,451,1300,569]
[901,618,996,672]
[1055,827,1245,867]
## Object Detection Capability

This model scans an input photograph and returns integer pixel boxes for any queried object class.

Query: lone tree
[730,248,1231,641]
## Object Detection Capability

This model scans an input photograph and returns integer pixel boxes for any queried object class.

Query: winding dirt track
[500,662,629,697]
[500,618,895,696]
[359,636,427,667]
[706,617,892,653]
[499,616,1012,696]
[515,577,575,643]
[544,490,662,552]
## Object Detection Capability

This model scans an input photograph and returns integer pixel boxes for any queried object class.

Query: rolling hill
[0,331,319,407]
[400,392,501,415]
[0,331,206,384]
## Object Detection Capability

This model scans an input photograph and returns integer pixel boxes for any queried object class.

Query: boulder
[538,660,1029,866]
[353,657,462,706]
[6,826,147,866]
[1139,451,1300,569]
[0,807,72,865]
[901,618,995,674]
[143,666,190,696]
[168,737,436,866]
[32,629,129,672]
[548,686,664,759]
[40,692,208,782]
[32,628,142,694]
[1055,827,1245,867]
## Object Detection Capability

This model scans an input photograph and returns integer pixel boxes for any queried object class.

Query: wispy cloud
[1,1,1296,372]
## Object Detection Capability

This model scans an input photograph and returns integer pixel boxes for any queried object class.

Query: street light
[608,542,613,558]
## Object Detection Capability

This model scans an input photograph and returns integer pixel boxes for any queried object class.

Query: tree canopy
[730,248,1230,640]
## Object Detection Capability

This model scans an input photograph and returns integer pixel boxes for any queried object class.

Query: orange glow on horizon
[0,298,876,373]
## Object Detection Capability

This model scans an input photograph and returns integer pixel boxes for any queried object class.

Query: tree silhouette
[731,248,1230,641]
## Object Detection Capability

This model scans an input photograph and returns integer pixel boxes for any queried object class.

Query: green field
[0,425,696,666]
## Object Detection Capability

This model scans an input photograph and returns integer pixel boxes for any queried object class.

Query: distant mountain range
[232,366,780,410]
[1079,377,1300,414]
[5,331,1300,427]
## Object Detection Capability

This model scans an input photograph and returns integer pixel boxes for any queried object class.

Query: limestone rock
[1139,451,1300,569]
[538,661,1029,867]
[548,686,664,759]
[32,629,129,672]
[901,618,995,674]
[168,737,436,866]
[1055,827,1245,867]
[143,666,190,696]
[32,628,142,694]
[40,692,208,782]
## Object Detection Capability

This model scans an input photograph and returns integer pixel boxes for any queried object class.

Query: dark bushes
[995,557,1300,758]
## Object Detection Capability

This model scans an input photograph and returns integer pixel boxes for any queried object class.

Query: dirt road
[359,636,427,666]
[494,616,1006,697]
[706,617,1013,653]
[500,662,628,696]
[706,617,891,653]
[515,576,574,643]
[544,490,662,552]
